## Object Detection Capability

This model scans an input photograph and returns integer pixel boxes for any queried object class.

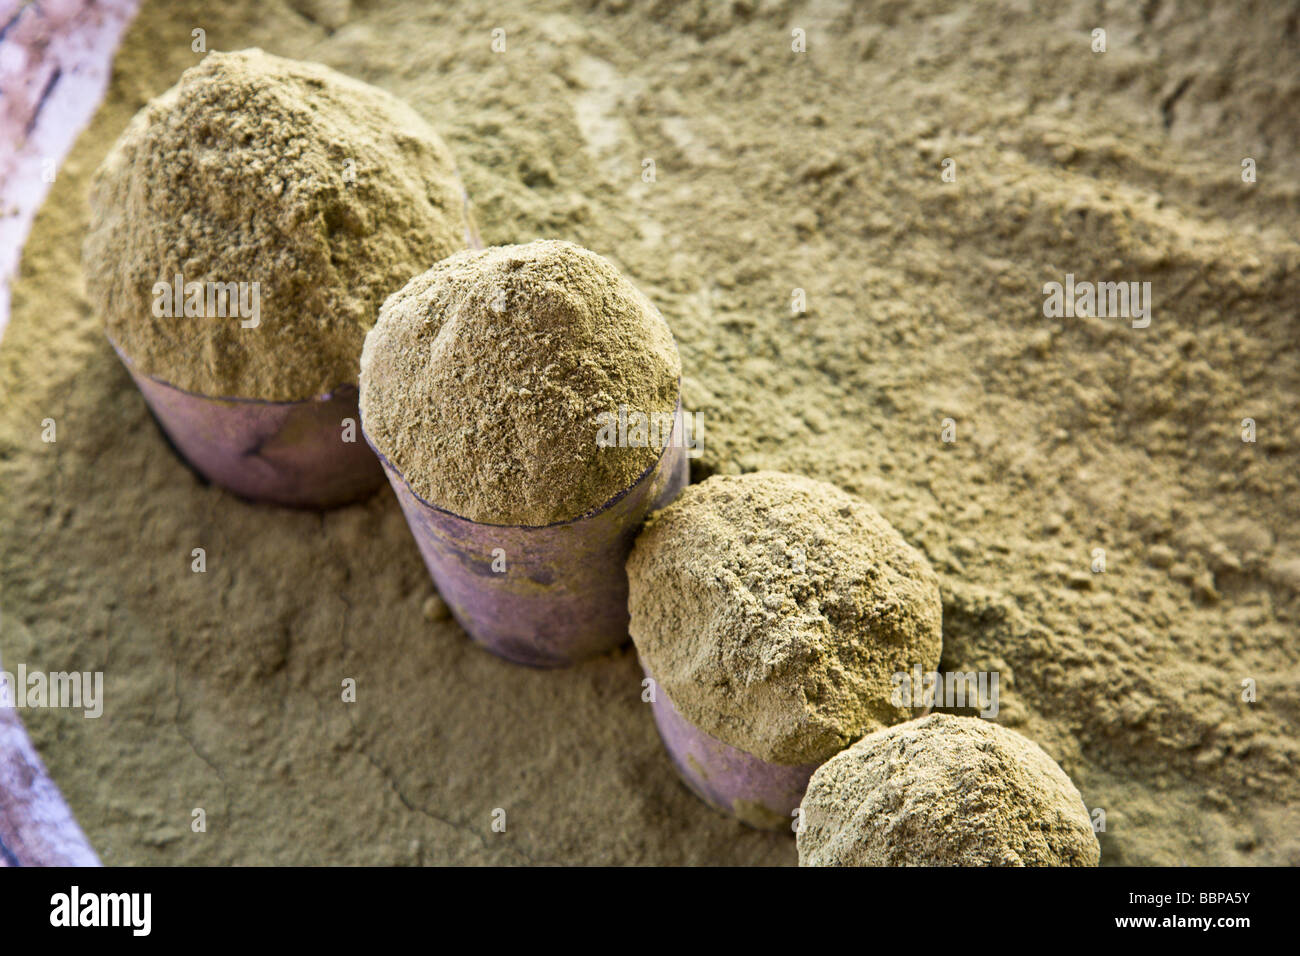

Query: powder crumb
[1147,544,1176,569]
[359,240,681,526]
[798,714,1100,867]
[83,48,471,401]
[732,799,790,831]
[422,594,450,621]
[628,472,943,766]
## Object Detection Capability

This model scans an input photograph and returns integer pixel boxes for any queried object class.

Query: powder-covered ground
[1,0,1297,865]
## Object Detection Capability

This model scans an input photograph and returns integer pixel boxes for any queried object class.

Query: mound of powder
[798,714,1101,866]
[359,240,681,526]
[83,48,471,401]
[627,472,943,766]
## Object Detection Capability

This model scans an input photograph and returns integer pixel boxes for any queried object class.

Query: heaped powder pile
[359,239,680,527]
[798,714,1101,866]
[83,48,471,401]
[627,472,943,766]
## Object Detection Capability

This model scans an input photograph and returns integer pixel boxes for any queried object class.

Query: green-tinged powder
[798,714,1101,867]
[83,47,471,401]
[359,239,681,526]
[627,472,943,766]
[9,0,1299,868]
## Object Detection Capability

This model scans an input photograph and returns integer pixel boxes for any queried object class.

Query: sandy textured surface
[798,714,1100,867]
[360,240,680,525]
[628,471,942,766]
[84,47,472,401]
[1,0,1298,865]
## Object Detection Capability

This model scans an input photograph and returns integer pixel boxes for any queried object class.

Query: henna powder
[628,472,943,766]
[359,240,681,526]
[83,48,471,401]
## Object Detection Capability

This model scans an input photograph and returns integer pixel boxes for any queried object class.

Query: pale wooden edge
[0,0,139,341]
[0,0,139,867]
